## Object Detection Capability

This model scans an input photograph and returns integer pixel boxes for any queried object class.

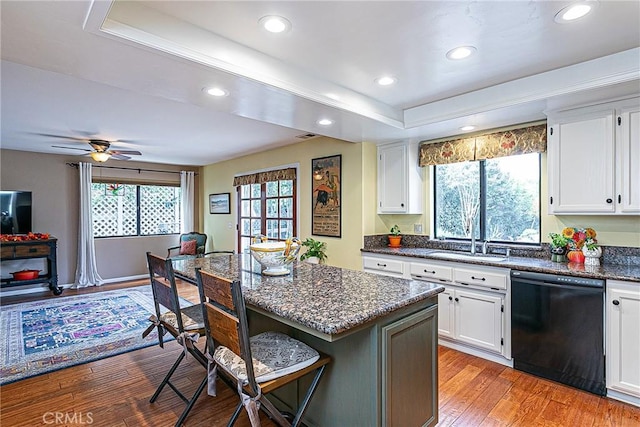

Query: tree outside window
[434,153,540,243]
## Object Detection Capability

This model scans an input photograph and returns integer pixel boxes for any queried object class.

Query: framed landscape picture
[209,193,230,214]
[311,154,341,237]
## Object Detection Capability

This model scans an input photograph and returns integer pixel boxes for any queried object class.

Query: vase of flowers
[562,227,597,264]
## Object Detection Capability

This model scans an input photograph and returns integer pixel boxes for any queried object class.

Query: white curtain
[181,171,195,233]
[74,162,104,288]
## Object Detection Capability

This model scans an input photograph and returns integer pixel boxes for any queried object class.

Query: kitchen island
[173,254,444,427]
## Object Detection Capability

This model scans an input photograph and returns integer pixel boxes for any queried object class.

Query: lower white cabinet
[439,285,504,354]
[606,280,640,405]
[363,253,511,363]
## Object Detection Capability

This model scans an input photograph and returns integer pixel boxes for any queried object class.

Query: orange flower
[585,228,597,239]
[562,227,574,239]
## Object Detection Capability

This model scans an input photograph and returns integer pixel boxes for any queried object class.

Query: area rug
[0,285,186,385]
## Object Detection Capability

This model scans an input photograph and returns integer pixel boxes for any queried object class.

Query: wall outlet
[414,223,423,234]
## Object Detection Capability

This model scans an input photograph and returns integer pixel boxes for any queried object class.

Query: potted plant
[582,237,602,266]
[300,237,327,264]
[548,232,569,262]
[388,225,402,248]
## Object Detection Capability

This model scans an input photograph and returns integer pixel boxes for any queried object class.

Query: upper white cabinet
[547,97,640,215]
[377,141,423,214]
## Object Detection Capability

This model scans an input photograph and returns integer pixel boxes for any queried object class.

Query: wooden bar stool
[195,268,330,427]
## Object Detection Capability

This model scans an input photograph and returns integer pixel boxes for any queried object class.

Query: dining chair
[143,252,209,426]
[168,231,234,260]
[195,268,331,427]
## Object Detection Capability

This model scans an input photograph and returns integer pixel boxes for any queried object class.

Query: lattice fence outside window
[91,183,181,237]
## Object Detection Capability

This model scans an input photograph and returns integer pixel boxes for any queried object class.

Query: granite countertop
[172,254,444,337]
[362,247,640,283]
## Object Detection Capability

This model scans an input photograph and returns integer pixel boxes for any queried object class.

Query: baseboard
[607,389,640,408]
[438,338,513,367]
[0,274,148,297]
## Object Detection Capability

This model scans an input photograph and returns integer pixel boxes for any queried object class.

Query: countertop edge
[361,248,640,283]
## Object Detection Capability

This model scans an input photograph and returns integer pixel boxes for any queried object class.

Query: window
[91,183,181,237]
[434,153,540,243]
[237,179,296,253]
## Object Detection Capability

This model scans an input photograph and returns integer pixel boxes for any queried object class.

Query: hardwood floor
[1,282,639,426]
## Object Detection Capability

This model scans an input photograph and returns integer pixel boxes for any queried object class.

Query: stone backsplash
[363,234,640,266]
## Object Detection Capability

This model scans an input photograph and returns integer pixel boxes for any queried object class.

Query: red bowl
[11,270,41,280]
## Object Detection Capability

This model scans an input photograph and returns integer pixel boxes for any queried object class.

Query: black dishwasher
[511,270,605,395]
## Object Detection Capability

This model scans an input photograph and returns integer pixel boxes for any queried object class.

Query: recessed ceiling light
[554,1,597,23]
[460,125,476,132]
[204,87,228,97]
[446,46,477,60]
[317,119,333,126]
[375,76,397,86]
[259,15,291,33]
[326,93,340,101]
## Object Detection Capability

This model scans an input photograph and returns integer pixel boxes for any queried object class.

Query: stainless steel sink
[429,252,507,262]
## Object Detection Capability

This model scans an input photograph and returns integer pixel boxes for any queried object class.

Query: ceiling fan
[41,133,142,162]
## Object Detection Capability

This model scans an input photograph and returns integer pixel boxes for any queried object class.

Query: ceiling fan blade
[35,133,89,142]
[51,145,92,152]
[110,153,131,161]
[110,150,141,155]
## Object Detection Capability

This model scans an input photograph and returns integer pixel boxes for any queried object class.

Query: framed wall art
[311,154,341,237]
[209,192,230,214]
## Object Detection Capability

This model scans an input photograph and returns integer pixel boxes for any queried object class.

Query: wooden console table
[1,238,62,295]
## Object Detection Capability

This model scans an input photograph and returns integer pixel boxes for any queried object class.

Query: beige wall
[1,149,199,287]
[373,151,640,247]
[201,137,368,270]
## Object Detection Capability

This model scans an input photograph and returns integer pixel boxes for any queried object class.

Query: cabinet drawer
[1,246,15,259]
[410,262,453,282]
[15,244,50,258]
[363,257,404,275]
[454,268,507,290]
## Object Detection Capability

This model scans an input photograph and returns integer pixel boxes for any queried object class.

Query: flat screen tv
[1,191,32,234]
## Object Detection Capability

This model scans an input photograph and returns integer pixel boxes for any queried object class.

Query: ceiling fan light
[90,152,111,162]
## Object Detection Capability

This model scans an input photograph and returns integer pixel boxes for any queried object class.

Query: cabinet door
[454,289,503,353]
[548,110,615,213]
[378,143,408,213]
[437,287,455,339]
[607,282,640,398]
[382,305,438,427]
[617,105,640,213]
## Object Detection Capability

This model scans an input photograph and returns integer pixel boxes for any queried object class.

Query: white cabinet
[377,141,423,214]
[363,253,510,362]
[606,280,640,405]
[362,255,405,278]
[438,286,503,354]
[617,105,640,213]
[547,97,640,215]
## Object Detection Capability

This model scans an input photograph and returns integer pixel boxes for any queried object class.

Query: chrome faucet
[482,240,490,255]
[469,223,476,254]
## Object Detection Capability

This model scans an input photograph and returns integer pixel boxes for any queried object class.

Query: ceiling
[1,0,639,166]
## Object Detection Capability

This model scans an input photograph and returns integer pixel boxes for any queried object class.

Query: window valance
[233,167,297,187]
[419,123,547,166]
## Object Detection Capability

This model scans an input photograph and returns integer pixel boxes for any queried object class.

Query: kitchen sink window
[434,152,541,243]
[235,167,297,253]
[422,123,546,244]
[91,183,182,237]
